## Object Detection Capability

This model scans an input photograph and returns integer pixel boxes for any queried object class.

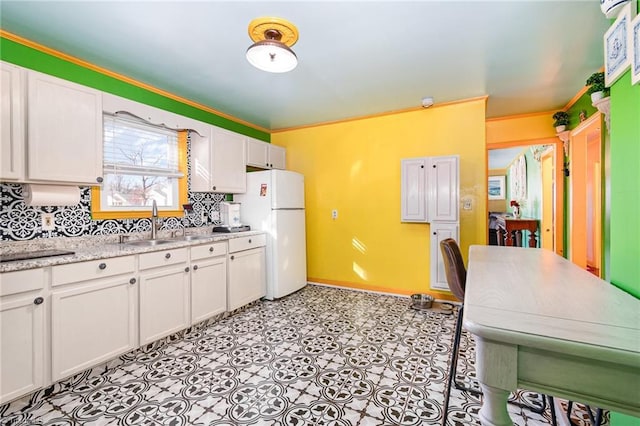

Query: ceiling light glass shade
[246,40,297,73]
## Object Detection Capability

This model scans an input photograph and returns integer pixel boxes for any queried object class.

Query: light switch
[462,198,472,210]
[332,209,338,220]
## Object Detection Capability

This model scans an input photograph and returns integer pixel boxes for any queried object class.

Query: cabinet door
[428,156,459,222]
[0,294,44,404]
[430,223,460,291]
[139,265,190,345]
[191,256,227,324]
[211,126,246,193]
[51,276,137,382]
[228,247,266,311]
[269,145,286,169]
[401,158,428,222]
[27,70,103,185]
[189,130,212,192]
[246,137,269,168]
[1,62,25,181]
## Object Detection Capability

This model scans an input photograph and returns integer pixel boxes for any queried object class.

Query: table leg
[505,229,514,246]
[497,228,504,246]
[528,230,538,248]
[478,383,512,426]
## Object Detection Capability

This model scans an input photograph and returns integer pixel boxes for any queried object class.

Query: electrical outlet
[201,210,208,223]
[463,198,472,210]
[211,211,220,221]
[331,209,338,220]
[41,213,55,231]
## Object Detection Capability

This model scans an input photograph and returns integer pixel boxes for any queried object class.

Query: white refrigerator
[235,170,307,300]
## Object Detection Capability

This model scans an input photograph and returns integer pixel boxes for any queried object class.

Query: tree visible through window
[91,113,187,219]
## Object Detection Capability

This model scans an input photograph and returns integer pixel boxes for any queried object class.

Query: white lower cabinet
[0,268,45,404]
[228,236,266,311]
[50,257,137,382]
[191,242,227,324]
[429,223,460,291]
[139,248,190,345]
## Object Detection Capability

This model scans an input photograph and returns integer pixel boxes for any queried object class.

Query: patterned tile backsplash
[0,183,225,241]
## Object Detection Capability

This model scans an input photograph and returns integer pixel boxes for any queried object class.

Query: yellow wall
[272,99,487,297]
[486,111,557,145]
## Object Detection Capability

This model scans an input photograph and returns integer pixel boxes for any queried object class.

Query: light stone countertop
[0,228,266,273]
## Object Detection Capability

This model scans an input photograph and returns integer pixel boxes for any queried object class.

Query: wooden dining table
[463,246,640,426]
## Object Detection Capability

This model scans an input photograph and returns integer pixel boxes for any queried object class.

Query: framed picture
[488,176,506,200]
[605,2,636,86]
[631,13,640,85]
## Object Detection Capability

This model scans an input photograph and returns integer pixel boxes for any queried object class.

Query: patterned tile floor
[1,285,607,425]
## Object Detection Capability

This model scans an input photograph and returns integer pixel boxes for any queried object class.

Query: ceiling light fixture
[246,17,299,73]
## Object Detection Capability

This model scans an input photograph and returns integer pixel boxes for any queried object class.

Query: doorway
[569,113,603,276]
[487,140,564,253]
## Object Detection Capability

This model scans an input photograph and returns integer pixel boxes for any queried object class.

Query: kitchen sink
[124,239,175,247]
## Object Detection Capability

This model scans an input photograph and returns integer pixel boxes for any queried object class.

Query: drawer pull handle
[248,239,252,243]
[209,247,214,252]
[193,265,199,271]
[165,253,171,259]
[98,263,107,270]
[96,176,104,183]
[185,267,190,272]
[230,255,235,260]
[33,297,44,305]
[129,278,136,285]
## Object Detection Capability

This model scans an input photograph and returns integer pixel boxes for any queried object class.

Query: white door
[139,266,190,345]
[269,145,286,169]
[51,277,137,381]
[428,156,459,222]
[430,223,460,291]
[1,61,24,181]
[228,247,266,311]
[269,209,307,299]
[0,294,44,404]
[27,70,102,184]
[191,257,227,324]
[272,170,304,209]
[401,158,427,222]
[246,137,269,168]
[211,126,246,193]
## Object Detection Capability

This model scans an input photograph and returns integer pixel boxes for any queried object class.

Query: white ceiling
[0,1,609,131]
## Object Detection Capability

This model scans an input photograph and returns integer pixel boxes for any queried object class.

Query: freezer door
[272,170,304,209]
[268,209,307,299]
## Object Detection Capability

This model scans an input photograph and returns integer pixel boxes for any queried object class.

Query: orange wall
[486,111,557,145]
[272,99,487,297]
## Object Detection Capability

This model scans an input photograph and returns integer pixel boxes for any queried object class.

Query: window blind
[103,113,183,178]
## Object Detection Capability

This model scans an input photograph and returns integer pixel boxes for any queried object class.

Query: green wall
[609,69,640,426]
[0,37,270,142]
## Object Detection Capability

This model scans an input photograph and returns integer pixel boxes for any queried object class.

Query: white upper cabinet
[401,155,459,223]
[191,126,247,193]
[401,158,428,222]
[0,61,25,181]
[428,155,459,222]
[246,137,286,170]
[26,70,103,185]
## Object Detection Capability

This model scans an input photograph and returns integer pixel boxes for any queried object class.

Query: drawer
[191,242,227,261]
[139,248,188,270]
[228,234,267,253]
[0,268,45,296]
[52,256,135,287]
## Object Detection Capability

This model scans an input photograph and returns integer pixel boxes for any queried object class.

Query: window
[91,113,188,219]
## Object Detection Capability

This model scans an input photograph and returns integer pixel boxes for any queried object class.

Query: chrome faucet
[150,200,159,240]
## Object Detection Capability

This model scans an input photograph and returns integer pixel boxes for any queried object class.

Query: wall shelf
[592,97,611,133]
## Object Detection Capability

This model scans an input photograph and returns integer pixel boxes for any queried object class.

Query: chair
[439,239,557,426]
